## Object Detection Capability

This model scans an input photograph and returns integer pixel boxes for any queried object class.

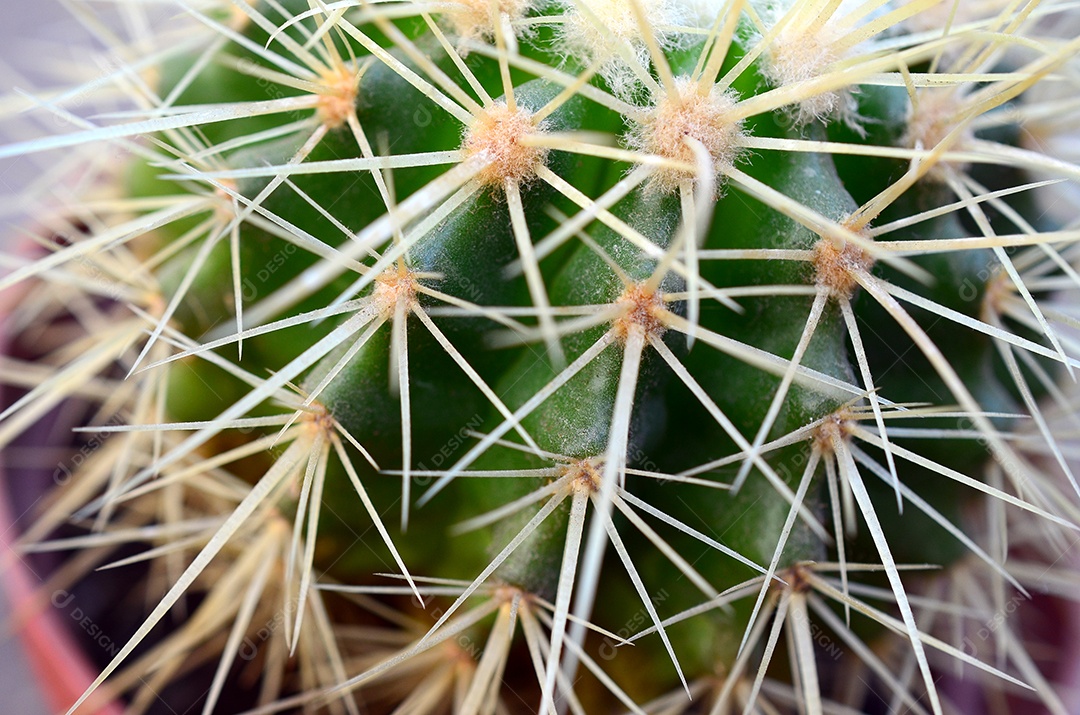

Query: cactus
[3,0,1080,713]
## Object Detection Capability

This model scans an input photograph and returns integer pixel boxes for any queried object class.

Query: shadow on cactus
[3,0,1080,713]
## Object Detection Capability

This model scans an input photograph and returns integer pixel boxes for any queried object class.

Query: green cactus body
[5,1,1080,714]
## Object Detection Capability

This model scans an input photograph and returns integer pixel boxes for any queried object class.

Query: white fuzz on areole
[462,102,549,185]
[747,0,855,126]
[554,0,692,96]
[629,77,744,192]
[7,1,1080,715]
[751,0,922,129]
[445,0,535,41]
[760,21,848,123]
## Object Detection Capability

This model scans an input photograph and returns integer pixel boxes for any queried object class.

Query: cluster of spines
[2,1,1080,714]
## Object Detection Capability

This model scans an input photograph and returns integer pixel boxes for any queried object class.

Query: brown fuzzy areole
[632,79,744,193]
[811,410,853,456]
[812,236,874,300]
[781,563,815,594]
[463,103,548,186]
[611,283,667,342]
[315,62,360,129]
[373,264,420,316]
[563,459,604,494]
[904,88,974,178]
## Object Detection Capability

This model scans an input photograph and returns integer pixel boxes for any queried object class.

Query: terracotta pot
[0,474,124,715]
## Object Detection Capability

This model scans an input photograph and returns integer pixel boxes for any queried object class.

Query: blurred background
[1,1,90,713]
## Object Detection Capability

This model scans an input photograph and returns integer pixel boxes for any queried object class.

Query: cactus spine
[3,1,1080,713]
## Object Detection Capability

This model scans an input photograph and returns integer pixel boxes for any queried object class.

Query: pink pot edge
[0,475,125,715]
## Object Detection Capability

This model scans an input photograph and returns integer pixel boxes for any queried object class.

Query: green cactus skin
[5,1,1080,714]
